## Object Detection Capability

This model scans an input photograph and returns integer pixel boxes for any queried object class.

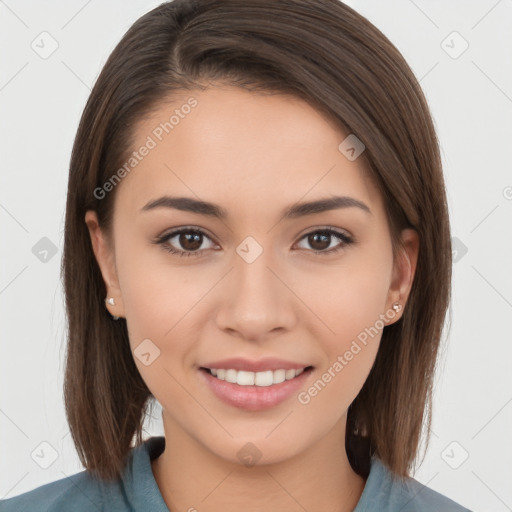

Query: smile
[198,365,314,411]
[203,367,309,387]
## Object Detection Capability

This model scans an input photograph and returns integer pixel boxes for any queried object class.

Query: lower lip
[199,367,313,411]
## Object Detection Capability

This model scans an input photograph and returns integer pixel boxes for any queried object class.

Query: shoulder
[392,473,472,512]
[0,470,106,512]
[355,457,473,512]
[0,437,165,512]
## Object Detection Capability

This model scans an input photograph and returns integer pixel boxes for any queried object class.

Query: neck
[151,412,366,512]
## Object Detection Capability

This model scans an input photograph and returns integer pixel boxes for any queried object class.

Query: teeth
[225,369,237,383]
[237,370,255,386]
[285,369,296,380]
[273,369,286,384]
[207,367,307,386]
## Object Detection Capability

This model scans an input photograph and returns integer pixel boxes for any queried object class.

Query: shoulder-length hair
[62,0,451,482]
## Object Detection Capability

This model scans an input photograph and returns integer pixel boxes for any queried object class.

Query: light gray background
[1,1,511,510]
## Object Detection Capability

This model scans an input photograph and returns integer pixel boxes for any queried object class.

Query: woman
[0,0,471,510]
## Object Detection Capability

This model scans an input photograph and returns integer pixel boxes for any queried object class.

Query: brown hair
[62,0,451,482]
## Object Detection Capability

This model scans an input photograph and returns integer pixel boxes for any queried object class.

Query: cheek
[301,248,392,399]
[114,240,212,392]
[302,250,392,344]
[297,271,389,421]
[115,235,203,339]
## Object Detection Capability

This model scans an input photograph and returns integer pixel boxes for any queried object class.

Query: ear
[385,228,419,325]
[84,210,125,319]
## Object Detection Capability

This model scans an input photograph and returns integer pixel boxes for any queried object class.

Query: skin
[86,85,419,512]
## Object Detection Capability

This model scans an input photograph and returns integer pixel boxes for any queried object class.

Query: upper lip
[201,357,312,372]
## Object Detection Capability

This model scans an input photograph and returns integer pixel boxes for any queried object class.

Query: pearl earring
[105,297,120,320]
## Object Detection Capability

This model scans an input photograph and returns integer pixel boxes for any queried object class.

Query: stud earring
[105,297,120,320]
[392,302,402,312]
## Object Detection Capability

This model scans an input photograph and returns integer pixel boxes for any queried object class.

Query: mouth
[200,366,313,387]
[198,365,314,411]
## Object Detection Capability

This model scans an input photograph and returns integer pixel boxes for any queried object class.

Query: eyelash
[153,226,354,259]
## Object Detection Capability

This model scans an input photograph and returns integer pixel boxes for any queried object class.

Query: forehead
[114,85,384,221]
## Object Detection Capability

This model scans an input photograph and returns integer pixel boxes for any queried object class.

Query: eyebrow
[140,195,371,219]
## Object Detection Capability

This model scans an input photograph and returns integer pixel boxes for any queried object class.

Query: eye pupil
[180,232,202,251]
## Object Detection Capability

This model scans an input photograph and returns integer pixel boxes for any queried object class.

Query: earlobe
[386,228,419,323]
[84,210,125,319]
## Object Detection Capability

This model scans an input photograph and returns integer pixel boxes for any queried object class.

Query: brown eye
[296,228,353,255]
[178,232,203,251]
[307,232,331,251]
[155,228,217,258]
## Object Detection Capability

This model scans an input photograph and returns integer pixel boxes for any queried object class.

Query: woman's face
[86,85,417,465]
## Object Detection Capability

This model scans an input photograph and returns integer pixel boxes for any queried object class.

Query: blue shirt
[0,436,471,511]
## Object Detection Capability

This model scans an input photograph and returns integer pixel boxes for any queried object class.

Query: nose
[215,245,297,342]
